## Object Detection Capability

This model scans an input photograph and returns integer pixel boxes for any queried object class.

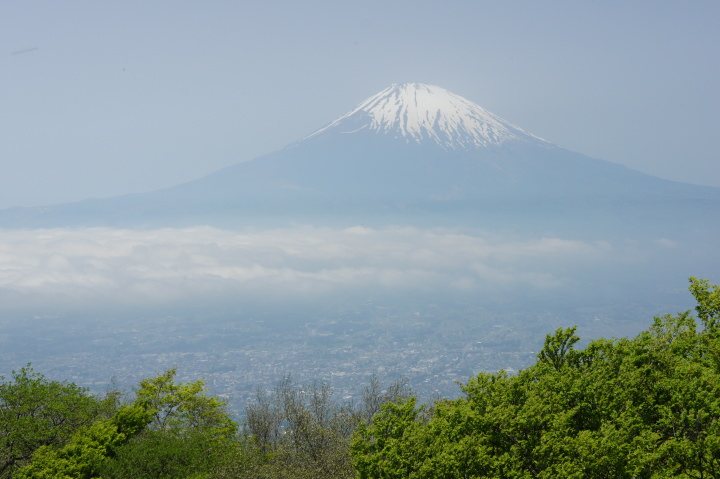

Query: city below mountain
[2,83,719,239]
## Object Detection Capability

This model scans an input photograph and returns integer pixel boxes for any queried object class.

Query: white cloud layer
[0,226,614,310]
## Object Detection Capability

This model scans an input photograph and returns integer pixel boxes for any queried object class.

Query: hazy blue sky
[2,0,718,209]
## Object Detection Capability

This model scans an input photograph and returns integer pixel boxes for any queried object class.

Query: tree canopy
[351,277,720,478]
[0,366,109,478]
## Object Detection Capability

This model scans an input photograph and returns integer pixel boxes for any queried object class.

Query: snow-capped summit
[306,83,549,150]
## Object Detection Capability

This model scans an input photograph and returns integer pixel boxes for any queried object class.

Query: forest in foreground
[1,277,718,479]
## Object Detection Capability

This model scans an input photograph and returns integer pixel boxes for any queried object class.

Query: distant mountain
[2,83,719,239]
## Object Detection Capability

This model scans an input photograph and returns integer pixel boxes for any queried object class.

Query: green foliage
[352,398,423,479]
[98,368,238,477]
[351,278,720,478]
[689,276,720,330]
[14,404,152,479]
[111,404,155,439]
[537,326,580,370]
[0,366,104,478]
[134,367,237,439]
[98,430,229,479]
[14,368,237,479]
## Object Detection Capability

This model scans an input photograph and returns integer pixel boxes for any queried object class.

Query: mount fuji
[2,83,719,239]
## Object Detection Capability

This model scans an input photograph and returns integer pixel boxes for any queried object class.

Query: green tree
[16,368,239,479]
[134,367,237,439]
[99,368,238,478]
[99,429,229,479]
[351,277,720,478]
[0,365,106,478]
[14,404,152,479]
[352,398,424,479]
[689,276,720,330]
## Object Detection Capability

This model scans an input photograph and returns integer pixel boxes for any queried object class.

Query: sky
[1,1,719,210]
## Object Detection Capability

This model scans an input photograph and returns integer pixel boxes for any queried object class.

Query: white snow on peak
[305,83,550,149]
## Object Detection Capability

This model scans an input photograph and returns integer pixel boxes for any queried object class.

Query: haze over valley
[2,80,718,414]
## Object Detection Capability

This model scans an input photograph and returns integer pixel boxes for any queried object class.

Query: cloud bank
[0,226,620,312]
